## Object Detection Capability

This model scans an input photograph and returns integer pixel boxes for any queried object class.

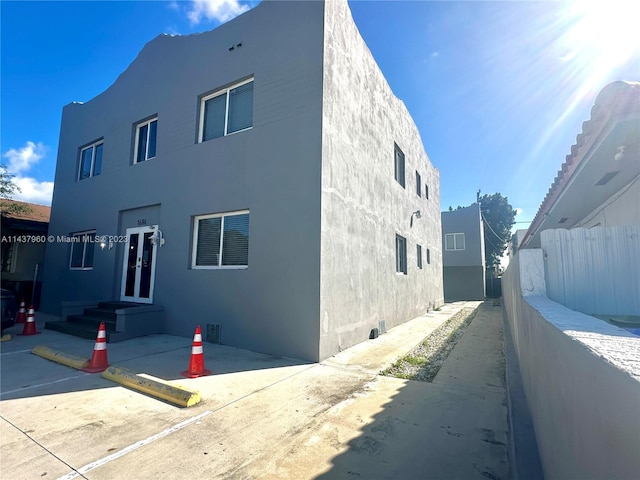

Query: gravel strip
[381,307,478,382]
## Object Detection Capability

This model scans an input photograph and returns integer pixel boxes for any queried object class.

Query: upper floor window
[445,233,465,251]
[69,230,96,270]
[78,141,103,180]
[425,184,429,200]
[394,144,405,188]
[192,210,250,268]
[135,117,157,163]
[395,234,407,274]
[417,244,423,269]
[199,78,254,142]
[416,171,422,197]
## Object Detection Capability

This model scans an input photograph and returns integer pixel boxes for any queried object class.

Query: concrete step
[45,320,112,342]
[66,314,117,331]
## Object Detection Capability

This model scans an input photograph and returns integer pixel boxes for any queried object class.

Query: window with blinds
[192,211,250,268]
[200,78,254,142]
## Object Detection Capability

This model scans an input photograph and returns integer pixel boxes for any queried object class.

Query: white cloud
[3,141,46,175]
[12,177,54,206]
[2,141,53,206]
[515,207,523,216]
[187,0,250,25]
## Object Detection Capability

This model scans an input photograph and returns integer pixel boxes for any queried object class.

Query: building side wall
[41,1,324,361]
[441,203,484,267]
[443,266,485,301]
[575,176,640,228]
[319,0,443,360]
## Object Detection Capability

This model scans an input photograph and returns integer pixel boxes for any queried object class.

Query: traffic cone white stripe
[194,333,202,342]
[192,345,203,354]
[97,330,106,339]
[94,342,107,350]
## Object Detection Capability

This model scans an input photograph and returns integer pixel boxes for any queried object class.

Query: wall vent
[558,217,569,224]
[206,324,221,344]
[378,319,387,335]
[594,171,619,186]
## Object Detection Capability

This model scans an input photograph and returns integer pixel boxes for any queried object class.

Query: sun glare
[561,1,640,75]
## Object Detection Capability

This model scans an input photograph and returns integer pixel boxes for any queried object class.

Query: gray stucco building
[41,0,443,362]
[441,203,486,301]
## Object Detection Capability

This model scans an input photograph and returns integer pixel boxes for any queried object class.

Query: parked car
[1,289,17,331]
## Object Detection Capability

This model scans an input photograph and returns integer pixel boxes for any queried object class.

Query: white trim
[133,117,158,164]
[445,232,466,251]
[120,225,158,304]
[192,209,250,269]
[78,140,103,181]
[69,230,96,270]
[198,77,254,143]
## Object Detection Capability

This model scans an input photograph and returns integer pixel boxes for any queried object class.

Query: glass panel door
[120,226,158,304]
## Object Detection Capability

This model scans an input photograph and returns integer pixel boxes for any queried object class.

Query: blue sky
[2,0,639,233]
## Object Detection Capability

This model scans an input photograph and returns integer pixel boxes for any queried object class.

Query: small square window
[396,234,407,274]
[417,244,423,269]
[135,117,157,164]
[445,233,465,251]
[394,144,405,188]
[78,141,103,180]
[69,231,96,270]
[416,171,422,197]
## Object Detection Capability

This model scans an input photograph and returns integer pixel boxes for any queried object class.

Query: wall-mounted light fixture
[410,210,421,227]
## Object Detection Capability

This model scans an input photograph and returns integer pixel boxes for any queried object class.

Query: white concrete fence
[503,248,640,479]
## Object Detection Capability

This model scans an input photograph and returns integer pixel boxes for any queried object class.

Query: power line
[481,213,509,244]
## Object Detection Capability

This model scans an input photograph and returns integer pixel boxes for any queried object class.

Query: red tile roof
[524,81,640,246]
[0,200,51,223]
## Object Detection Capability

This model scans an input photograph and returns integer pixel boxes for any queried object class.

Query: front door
[120,226,158,304]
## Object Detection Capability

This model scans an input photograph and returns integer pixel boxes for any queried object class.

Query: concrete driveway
[1,301,509,479]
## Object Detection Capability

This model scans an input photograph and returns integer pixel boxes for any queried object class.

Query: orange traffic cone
[15,301,27,324]
[82,322,109,373]
[18,306,41,335]
[181,325,211,378]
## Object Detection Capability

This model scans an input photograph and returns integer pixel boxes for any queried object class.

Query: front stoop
[45,301,164,342]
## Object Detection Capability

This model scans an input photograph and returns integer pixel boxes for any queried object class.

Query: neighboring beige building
[521,81,640,248]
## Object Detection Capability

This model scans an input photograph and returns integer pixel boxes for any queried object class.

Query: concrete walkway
[1,301,509,479]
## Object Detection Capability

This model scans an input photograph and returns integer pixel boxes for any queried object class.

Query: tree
[0,163,30,216]
[478,192,516,268]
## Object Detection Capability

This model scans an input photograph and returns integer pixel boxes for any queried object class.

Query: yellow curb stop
[32,345,89,370]
[101,366,201,408]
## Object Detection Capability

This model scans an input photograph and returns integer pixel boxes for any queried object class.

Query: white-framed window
[416,171,422,197]
[394,143,405,188]
[396,234,407,274]
[192,210,250,268]
[445,233,465,251]
[199,78,254,142]
[78,141,103,180]
[69,230,96,270]
[417,244,423,269]
[134,117,157,163]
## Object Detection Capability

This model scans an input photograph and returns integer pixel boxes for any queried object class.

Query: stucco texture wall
[319,0,443,360]
[503,249,640,479]
[42,1,325,361]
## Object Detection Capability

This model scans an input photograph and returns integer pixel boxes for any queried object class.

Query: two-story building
[441,203,486,301]
[41,0,444,362]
